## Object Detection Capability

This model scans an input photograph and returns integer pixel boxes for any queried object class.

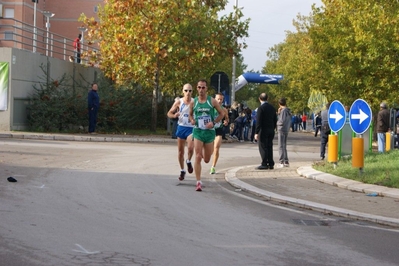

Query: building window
[94,6,98,13]
[4,8,14,18]
[4,31,13,40]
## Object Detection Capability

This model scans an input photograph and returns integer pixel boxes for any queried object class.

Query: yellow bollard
[328,134,338,163]
[352,137,364,168]
[386,132,391,152]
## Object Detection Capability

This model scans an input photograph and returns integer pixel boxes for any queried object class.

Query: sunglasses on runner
[197,86,206,89]
[184,90,192,92]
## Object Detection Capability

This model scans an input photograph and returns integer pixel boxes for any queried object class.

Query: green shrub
[27,68,169,133]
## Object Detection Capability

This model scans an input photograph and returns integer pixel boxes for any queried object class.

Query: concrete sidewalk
[225,161,399,227]
[2,131,399,227]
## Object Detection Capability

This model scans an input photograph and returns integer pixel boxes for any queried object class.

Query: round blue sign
[328,100,346,132]
[349,99,372,135]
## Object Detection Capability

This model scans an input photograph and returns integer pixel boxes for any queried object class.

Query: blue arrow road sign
[349,99,372,135]
[328,100,346,132]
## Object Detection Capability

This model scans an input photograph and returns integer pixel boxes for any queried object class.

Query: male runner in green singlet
[189,80,224,191]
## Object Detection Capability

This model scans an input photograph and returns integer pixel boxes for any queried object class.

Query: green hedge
[27,72,170,133]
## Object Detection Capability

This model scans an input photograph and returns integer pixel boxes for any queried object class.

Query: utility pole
[32,0,38,52]
[231,0,238,104]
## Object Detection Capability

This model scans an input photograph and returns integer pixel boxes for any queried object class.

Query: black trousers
[89,108,98,133]
[258,131,275,167]
[320,129,330,158]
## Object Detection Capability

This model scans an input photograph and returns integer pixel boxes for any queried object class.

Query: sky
[224,0,324,72]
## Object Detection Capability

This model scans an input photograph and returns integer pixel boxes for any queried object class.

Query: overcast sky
[224,0,323,73]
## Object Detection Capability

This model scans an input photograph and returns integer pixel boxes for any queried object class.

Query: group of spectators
[291,114,308,132]
[226,102,257,143]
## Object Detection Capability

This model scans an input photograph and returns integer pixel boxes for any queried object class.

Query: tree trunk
[151,54,160,132]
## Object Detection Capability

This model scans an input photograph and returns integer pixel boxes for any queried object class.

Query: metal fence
[0,17,97,63]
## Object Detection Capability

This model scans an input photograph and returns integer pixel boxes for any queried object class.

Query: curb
[297,166,399,199]
[0,132,177,144]
[225,166,399,227]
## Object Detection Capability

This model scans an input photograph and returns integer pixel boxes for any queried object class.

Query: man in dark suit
[254,93,277,170]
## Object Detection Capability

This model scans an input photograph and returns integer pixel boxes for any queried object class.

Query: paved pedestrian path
[225,161,399,227]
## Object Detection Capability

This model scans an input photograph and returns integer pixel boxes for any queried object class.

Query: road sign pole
[352,136,364,173]
[349,99,372,172]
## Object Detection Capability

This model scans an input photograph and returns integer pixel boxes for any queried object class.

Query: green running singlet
[192,96,216,144]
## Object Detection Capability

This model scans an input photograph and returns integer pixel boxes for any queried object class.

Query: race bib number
[182,114,190,125]
[198,115,211,129]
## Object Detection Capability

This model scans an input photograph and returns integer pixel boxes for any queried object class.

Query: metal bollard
[328,134,338,163]
[386,131,394,151]
[352,137,364,168]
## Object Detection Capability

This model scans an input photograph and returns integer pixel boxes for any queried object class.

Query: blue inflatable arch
[234,72,283,92]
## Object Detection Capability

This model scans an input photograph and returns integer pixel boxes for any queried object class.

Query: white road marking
[72,244,100,254]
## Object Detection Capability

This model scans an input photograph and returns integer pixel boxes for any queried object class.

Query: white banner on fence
[0,62,9,111]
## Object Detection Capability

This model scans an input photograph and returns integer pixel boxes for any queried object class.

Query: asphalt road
[0,136,398,266]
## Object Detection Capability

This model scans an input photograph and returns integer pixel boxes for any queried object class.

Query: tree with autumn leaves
[264,0,399,114]
[80,0,249,131]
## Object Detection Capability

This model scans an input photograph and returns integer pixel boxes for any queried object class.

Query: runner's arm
[167,99,180,119]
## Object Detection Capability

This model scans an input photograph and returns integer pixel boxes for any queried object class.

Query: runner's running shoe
[179,171,185,181]
[210,167,216,174]
[187,161,193,174]
[196,181,202,192]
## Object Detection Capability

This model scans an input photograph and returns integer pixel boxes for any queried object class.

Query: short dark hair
[259,93,268,101]
[278,97,287,106]
[215,92,224,98]
[197,79,207,85]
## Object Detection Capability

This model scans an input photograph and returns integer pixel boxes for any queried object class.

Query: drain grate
[292,219,331,226]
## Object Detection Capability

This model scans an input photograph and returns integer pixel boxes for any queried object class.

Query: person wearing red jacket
[73,34,82,63]
[302,113,307,131]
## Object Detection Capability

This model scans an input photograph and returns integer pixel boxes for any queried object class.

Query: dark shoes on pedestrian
[256,165,274,170]
[256,165,268,170]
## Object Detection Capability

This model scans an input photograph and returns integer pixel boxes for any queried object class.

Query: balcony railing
[0,17,98,64]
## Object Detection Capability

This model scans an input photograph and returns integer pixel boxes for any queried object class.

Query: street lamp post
[43,11,55,56]
[78,26,87,63]
[231,0,238,104]
[32,0,38,52]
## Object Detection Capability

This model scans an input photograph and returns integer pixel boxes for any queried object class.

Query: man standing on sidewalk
[254,93,277,170]
[277,98,291,168]
[320,102,330,160]
[167,84,195,181]
[88,83,99,134]
[302,113,307,131]
[377,102,390,153]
